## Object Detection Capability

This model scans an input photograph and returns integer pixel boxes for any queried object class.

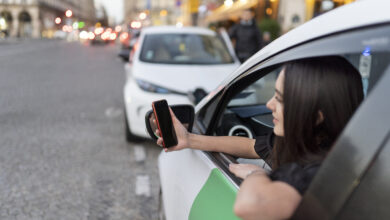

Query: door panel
[336,133,390,220]
[189,168,239,220]
[159,149,240,220]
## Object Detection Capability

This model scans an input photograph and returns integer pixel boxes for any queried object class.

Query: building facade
[0,0,95,38]
[204,0,356,32]
[124,0,179,26]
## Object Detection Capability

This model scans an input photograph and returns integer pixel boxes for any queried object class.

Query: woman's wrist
[246,169,266,179]
[187,133,198,149]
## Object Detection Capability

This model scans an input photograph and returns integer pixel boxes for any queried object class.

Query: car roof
[220,0,390,86]
[141,26,217,36]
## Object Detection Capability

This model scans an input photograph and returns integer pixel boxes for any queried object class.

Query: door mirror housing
[118,48,130,62]
[145,104,195,140]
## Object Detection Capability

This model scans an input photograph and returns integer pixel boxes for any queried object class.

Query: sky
[94,0,124,24]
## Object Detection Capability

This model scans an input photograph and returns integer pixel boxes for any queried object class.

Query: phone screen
[152,100,178,148]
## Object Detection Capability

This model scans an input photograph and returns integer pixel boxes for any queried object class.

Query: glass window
[215,69,279,139]
[228,69,280,108]
[139,33,234,64]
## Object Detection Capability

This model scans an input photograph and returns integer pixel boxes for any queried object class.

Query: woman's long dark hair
[272,56,364,169]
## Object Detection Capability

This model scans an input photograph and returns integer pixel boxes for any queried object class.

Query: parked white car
[124,26,240,141]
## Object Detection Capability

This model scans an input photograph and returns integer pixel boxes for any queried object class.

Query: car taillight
[88,32,95,40]
[110,33,117,40]
[120,32,129,43]
[101,32,110,40]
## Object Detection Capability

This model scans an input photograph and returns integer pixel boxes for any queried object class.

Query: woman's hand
[155,108,190,152]
[229,163,265,179]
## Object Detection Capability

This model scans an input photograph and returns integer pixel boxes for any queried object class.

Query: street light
[160,9,168,17]
[65,10,73,18]
[139,12,147,20]
[55,17,62,24]
[224,0,233,7]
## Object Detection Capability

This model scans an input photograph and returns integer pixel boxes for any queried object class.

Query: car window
[139,33,234,64]
[196,24,390,184]
[216,49,390,138]
[216,68,279,140]
[211,53,389,172]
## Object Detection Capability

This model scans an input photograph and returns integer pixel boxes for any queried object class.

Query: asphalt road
[0,39,161,220]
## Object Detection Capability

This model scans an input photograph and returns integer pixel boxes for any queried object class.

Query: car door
[158,125,240,220]
[193,20,390,219]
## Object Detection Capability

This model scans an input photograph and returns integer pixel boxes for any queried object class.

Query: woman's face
[266,70,285,136]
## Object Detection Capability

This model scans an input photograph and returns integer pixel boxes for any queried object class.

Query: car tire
[158,188,166,220]
[124,108,142,143]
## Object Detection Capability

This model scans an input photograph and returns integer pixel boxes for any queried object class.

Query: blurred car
[144,1,390,219]
[124,26,240,141]
[53,30,66,39]
[118,29,140,62]
[90,27,109,45]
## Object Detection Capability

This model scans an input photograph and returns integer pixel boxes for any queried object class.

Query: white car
[144,0,390,219]
[124,26,240,141]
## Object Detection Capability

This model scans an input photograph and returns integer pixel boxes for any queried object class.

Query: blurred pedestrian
[229,8,262,63]
[262,31,272,48]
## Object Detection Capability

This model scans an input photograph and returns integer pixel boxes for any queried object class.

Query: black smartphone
[152,99,178,148]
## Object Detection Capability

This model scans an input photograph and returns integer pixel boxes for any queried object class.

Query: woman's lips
[273,118,278,124]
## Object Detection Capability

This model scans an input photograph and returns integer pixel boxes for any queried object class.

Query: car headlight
[135,79,186,95]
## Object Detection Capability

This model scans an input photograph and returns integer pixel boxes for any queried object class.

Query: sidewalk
[0,37,24,45]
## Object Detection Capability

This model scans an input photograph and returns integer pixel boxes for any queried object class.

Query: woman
[155,56,364,219]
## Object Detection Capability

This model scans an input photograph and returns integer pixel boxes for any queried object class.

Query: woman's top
[254,133,321,195]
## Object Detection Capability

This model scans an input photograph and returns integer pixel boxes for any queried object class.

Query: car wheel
[158,188,166,220]
[124,109,142,142]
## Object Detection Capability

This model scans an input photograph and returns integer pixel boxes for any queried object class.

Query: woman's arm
[233,171,302,220]
[186,134,259,159]
[155,109,260,159]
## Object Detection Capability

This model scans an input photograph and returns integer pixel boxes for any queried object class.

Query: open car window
[214,49,390,171]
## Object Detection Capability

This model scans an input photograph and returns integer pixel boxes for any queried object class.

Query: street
[0,40,161,220]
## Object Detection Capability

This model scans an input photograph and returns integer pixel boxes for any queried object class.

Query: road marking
[134,145,146,162]
[105,107,122,118]
[135,175,151,197]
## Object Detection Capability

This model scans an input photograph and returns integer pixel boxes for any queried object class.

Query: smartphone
[152,99,178,148]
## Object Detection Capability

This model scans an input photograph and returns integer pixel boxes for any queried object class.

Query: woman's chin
[273,128,284,137]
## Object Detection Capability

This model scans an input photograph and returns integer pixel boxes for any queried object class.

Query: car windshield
[139,33,234,64]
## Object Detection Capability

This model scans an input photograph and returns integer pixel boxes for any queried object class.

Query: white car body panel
[131,61,239,93]
[123,77,192,137]
[158,149,216,220]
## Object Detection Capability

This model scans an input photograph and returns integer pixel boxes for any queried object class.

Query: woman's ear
[316,111,324,125]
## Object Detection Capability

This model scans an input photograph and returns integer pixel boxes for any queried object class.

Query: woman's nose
[266,97,274,111]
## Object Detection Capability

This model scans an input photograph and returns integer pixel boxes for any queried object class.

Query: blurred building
[204,0,356,32]
[124,0,180,27]
[96,4,109,27]
[277,0,355,33]
[0,0,96,38]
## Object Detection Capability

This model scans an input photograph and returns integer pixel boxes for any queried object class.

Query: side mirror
[145,104,195,140]
[118,48,130,62]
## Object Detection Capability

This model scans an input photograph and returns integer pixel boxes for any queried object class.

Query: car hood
[131,61,240,93]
